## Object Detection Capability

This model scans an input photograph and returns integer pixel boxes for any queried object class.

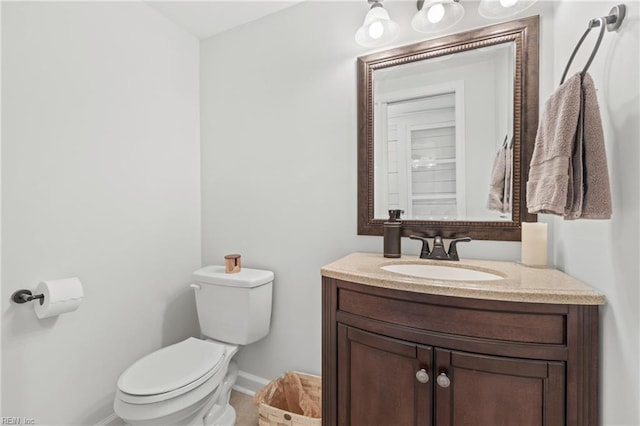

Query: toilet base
[174,359,239,426]
[202,404,236,426]
[199,360,238,426]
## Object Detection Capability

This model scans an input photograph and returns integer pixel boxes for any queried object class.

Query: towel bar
[560,4,626,85]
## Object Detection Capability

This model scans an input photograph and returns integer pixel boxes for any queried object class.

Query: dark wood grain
[322,277,600,426]
[435,348,565,425]
[322,277,338,426]
[339,288,566,344]
[338,326,432,426]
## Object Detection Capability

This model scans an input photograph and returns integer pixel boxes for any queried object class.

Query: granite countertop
[321,252,605,305]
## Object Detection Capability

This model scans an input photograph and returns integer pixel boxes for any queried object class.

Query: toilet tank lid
[193,265,274,287]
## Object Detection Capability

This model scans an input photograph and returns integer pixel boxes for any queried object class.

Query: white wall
[200,0,554,384]
[551,2,640,425]
[1,2,201,424]
[0,1,4,418]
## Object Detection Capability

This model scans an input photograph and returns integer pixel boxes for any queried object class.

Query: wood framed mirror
[358,16,539,241]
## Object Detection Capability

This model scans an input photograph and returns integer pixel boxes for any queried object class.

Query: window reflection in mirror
[373,42,514,222]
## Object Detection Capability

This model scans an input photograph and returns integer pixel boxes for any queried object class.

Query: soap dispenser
[383,209,403,258]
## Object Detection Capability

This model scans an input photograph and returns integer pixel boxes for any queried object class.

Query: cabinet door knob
[436,372,451,388]
[415,368,430,383]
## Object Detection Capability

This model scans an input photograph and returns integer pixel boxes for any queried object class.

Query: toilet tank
[192,266,273,345]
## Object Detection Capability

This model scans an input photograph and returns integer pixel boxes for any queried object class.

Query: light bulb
[355,1,399,47]
[427,3,445,23]
[499,0,519,7]
[368,21,384,39]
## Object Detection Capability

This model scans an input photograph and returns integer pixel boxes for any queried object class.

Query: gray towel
[503,144,512,213]
[527,74,582,215]
[527,72,612,219]
[487,136,513,214]
[565,80,585,219]
[576,73,612,219]
[487,144,507,212]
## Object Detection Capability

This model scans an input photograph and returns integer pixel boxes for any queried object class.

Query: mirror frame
[358,16,539,241]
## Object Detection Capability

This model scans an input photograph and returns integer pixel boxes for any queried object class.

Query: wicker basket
[254,372,322,426]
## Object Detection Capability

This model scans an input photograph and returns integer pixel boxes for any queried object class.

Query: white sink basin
[381,264,504,281]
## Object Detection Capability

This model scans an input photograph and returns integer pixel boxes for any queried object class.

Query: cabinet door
[338,325,432,426]
[434,348,565,426]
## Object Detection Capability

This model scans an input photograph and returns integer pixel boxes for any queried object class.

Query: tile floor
[230,390,259,426]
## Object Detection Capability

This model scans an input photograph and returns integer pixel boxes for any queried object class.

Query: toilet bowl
[114,266,274,425]
[114,338,238,425]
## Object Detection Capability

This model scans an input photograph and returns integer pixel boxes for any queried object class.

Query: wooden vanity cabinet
[339,325,433,425]
[322,277,599,426]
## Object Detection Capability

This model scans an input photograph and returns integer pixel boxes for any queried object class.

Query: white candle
[521,222,548,267]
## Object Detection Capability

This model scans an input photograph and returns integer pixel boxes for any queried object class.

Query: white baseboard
[232,370,270,396]
[94,413,123,426]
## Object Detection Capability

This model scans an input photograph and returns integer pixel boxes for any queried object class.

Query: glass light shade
[355,3,400,47]
[478,0,538,18]
[412,0,464,34]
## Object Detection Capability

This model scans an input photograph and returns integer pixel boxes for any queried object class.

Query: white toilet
[114,266,273,426]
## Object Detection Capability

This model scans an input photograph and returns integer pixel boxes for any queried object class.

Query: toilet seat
[117,338,225,404]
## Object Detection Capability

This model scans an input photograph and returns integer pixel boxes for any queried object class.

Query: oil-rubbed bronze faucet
[409,235,471,261]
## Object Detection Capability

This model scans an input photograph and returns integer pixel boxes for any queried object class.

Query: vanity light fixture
[412,0,464,34]
[356,0,539,47]
[355,0,400,47]
[478,0,538,19]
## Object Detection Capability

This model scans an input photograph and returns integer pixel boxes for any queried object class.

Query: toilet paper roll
[34,277,84,319]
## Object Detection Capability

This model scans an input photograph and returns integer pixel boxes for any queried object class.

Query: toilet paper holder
[11,289,45,305]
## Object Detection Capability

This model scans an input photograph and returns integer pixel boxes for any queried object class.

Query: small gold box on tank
[224,254,241,273]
